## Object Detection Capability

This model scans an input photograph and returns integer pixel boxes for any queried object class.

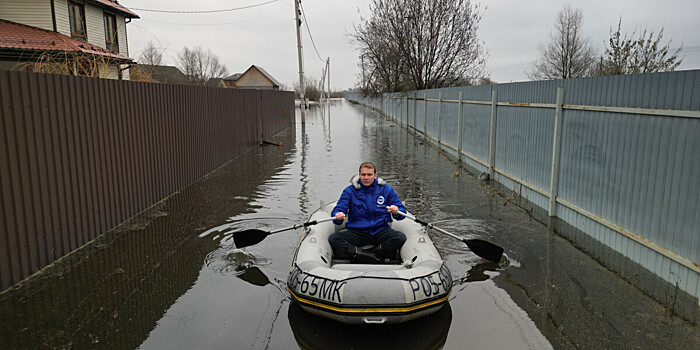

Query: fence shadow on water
[0,70,294,291]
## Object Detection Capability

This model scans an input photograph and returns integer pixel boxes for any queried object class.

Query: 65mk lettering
[290,268,346,303]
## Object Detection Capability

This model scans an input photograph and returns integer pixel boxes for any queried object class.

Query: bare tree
[294,78,321,101]
[176,46,228,86]
[138,41,164,66]
[595,18,682,76]
[130,41,166,82]
[476,77,496,85]
[352,0,488,95]
[529,5,596,80]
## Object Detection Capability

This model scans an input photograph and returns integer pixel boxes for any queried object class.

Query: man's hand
[335,212,346,221]
[387,205,399,214]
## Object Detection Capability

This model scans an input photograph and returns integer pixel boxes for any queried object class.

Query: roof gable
[205,78,226,87]
[223,73,242,81]
[237,65,281,87]
[249,65,281,87]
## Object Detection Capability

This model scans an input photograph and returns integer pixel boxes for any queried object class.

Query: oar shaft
[389,207,504,263]
[268,216,336,234]
[426,224,463,241]
[391,209,463,241]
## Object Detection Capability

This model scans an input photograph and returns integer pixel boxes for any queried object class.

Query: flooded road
[1,99,698,349]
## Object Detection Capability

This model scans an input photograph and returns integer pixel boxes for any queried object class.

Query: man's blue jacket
[331,176,406,235]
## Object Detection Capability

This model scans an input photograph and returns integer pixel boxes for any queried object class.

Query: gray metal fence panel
[461,102,491,162]
[347,69,700,302]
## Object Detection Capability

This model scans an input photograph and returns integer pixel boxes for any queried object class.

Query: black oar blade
[233,229,269,248]
[464,239,504,263]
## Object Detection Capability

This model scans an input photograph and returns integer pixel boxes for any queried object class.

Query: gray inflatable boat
[287,202,452,324]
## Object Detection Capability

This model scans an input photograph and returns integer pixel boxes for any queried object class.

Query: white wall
[116,14,127,56]
[237,69,274,88]
[0,0,53,30]
[53,0,70,36]
[83,3,102,47]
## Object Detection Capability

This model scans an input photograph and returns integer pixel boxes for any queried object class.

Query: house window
[103,13,118,53]
[68,2,87,40]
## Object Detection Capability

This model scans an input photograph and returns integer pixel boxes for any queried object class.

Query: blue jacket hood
[332,176,406,235]
[349,175,386,189]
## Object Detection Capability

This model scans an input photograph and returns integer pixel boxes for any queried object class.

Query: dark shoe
[377,243,399,260]
[349,245,391,264]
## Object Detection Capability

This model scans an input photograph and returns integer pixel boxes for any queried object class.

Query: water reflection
[461,261,502,283]
[288,301,451,350]
[236,267,270,287]
[299,109,310,217]
[0,127,296,349]
[3,99,696,349]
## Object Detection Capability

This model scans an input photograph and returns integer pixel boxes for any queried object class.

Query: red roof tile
[0,19,132,61]
[92,0,139,18]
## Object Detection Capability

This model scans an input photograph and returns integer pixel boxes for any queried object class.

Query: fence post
[549,87,565,217]
[391,97,394,120]
[423,92,427,139]
[405,94,409,126]
[438,91,442,146]
[457,91,464,164]
[413,91,417,132]
[489,89,498,180]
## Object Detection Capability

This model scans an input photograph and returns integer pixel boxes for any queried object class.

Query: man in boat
[330,162,407,263]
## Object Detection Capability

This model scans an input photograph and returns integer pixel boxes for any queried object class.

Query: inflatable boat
[287,202,453,324]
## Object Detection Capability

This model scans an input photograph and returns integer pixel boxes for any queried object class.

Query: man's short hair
[359,162,377,173]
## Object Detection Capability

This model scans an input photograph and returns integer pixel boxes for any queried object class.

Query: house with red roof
[0,0,139,79]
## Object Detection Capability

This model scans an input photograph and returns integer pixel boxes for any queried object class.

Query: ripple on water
[204,247,272,275]
[198,216,293,240]
[200,217,288,280]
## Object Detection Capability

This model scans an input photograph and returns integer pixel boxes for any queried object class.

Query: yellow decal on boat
[289,287,451,314]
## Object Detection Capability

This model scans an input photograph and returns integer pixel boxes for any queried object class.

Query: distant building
[224,65,281,90]
[205,77,226,88]
[0,0,139,79]
[130,64,189,84]
[223,73,242,88]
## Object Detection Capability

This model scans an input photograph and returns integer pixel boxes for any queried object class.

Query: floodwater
[1,99,698,349]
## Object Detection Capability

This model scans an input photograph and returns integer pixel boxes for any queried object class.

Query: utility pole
[319,63,326,103]
[294,0,305,109]
[327,57,330,99]
[318,58,330,103]
[361,54,365,92]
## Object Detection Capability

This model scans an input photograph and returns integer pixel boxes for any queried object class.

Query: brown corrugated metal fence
[0,70,294,291]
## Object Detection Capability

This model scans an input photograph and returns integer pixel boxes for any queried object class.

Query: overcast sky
[120,0,700,90]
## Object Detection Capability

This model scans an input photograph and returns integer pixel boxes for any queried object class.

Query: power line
[299,1,325,63]
[678,45,700,53]
[138,5,292,26]
[126,0,279,14]
[490,62,531,72]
